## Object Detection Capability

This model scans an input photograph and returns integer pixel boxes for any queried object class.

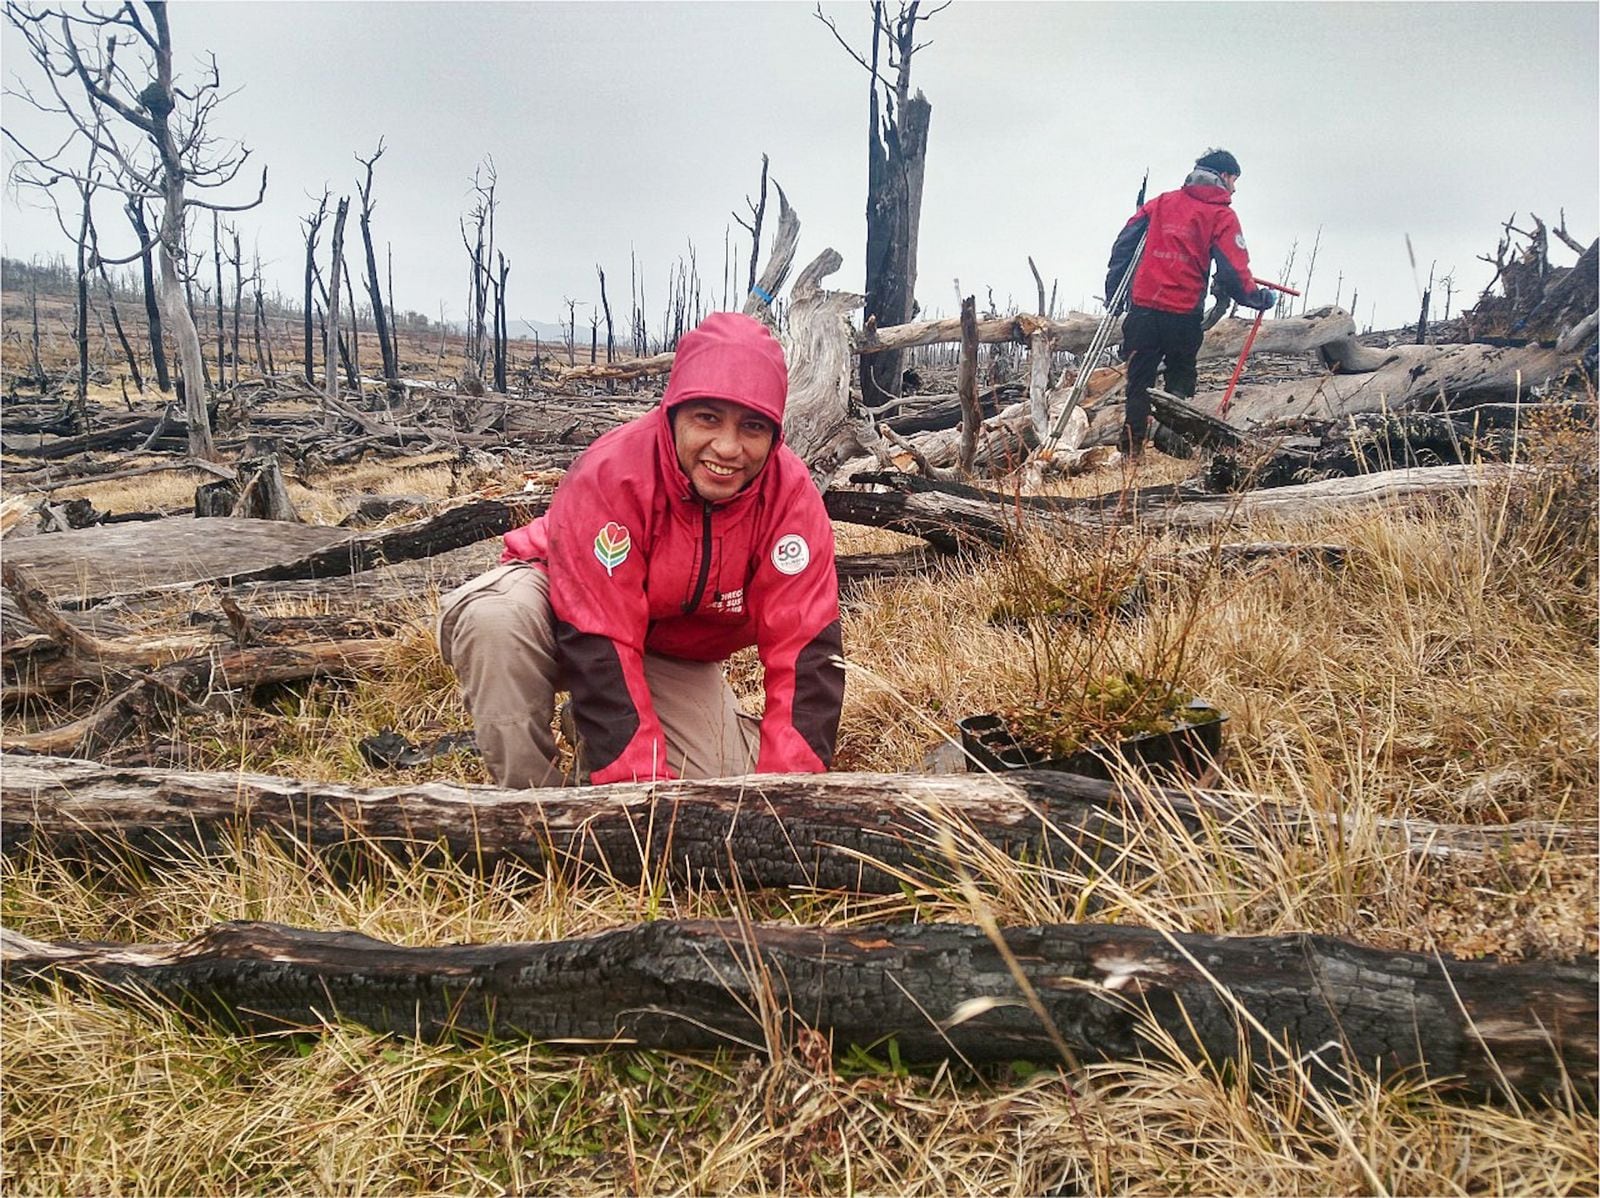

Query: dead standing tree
[124,198,170,392]
[323,196,350,410]
[460,159,505,391]
[732,152,770,303]
[300,189,329,387]
[3,0,266,461]
[354,139,401,397]
[817,0,942,410]
[493,250,510,392]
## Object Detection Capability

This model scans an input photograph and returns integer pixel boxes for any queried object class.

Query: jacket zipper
[682,500,714,614]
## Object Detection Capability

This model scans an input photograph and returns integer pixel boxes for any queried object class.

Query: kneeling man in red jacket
[438,312,844,787]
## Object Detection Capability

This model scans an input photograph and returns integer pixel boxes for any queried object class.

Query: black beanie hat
[1195,148,1241,176]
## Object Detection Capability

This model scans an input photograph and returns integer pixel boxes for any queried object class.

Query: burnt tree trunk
[127,199,171,393]
[212,212,227,390]
[72,178,91,426]
[96,259,144,394]
[251,263,273,379]
[0,755,1153,894]
[860,1,932,410]
[193,454,300,522]
[739,183,800,322]
[387,244,400,378]
[778,249,871,481]
[957,294,980,473]
[145,71,216,459]
[493,251,509,393]
[597,264,615,366]
[228,228,244,401]
[738,154,769,301]
[323,197,350,409]
[355,142,400,396]
[301,191,329,388]
[3,917,1590,1102]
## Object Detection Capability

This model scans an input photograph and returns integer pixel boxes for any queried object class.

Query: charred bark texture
[860,4,932,410]
[3,917,1591,1102]
[301,192,329,388]
[355,142,401,395]
[127,200,171,392]
[193,454,301,521]
[5,756,1589,888]
[0,755,1149,894]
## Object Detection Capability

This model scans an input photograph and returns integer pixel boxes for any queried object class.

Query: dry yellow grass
[2,390,1596,1192]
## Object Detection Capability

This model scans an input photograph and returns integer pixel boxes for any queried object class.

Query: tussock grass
[3,444,1597,1193]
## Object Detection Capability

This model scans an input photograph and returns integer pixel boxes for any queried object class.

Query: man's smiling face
[671,398,777,502]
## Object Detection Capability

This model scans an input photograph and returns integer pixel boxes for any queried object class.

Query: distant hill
[507,319,571,344]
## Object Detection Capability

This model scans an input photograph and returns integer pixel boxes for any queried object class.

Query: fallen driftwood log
[4,756,1591,891]
[826,464,1515,550]
[3,917,1591,1101]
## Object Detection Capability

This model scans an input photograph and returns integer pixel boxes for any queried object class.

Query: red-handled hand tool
[1218,278,1302,417]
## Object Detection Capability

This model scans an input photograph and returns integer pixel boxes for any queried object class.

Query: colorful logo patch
[594,521,631,575]
[772,533,810,576]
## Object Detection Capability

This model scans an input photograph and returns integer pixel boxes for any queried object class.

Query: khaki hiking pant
[437,563,759,788]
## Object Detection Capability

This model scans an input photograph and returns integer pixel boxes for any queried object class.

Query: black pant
[1121,305,1203,452]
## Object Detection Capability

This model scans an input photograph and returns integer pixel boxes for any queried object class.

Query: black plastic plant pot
[956,702,1227,783]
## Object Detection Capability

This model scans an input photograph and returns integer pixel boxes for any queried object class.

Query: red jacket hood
[1180,181,1234,207]
[661,312,788,428]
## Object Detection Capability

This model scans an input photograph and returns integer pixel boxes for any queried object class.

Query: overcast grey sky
[3,1,1596,333]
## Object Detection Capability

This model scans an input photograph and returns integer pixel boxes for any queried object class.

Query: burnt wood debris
[2,917,1592,1104]
[5,755,1594,887]
[1,201,1595,1095]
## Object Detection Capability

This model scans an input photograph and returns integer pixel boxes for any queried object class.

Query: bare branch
[813,1,895,90]
[183,162,267,213]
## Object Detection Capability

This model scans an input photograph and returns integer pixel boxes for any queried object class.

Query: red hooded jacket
[1105,179,1260,315]
[500,313,844,784]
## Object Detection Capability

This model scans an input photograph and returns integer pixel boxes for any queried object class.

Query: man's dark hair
[1195,148,1241,176]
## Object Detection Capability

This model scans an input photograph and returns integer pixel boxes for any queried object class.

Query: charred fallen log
[5,755,1590,891]
[2,917,1591,1102]
[1,415,165,459]
[0,756,1150,893]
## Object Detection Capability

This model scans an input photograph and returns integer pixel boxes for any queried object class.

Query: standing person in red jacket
[1104,148,1277,459]
[438,312,844,787]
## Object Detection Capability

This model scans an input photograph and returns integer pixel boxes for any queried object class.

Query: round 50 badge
[771,533,810,575]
